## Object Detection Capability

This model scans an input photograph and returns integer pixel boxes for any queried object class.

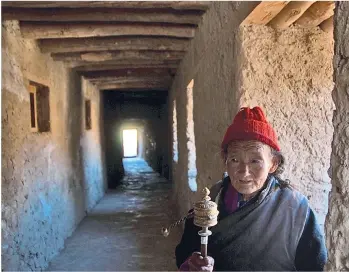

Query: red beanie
[221,107,280,151]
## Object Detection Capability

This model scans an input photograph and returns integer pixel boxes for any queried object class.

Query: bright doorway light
[123,129,138,157]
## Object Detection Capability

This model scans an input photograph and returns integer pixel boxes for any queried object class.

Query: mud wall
[1,21,106,270]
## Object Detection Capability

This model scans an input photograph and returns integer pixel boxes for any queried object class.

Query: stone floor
[48,158,182,271]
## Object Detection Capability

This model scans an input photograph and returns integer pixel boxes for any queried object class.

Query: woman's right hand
[187,252,214,271]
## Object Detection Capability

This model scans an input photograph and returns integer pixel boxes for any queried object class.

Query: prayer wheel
[161,187,219,257]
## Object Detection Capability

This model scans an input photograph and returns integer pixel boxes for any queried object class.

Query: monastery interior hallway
[48,158,181,271]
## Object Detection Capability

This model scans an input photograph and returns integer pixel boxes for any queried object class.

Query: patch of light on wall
[173,100,179,163]
[187,79,197,192]
[123,129,138,157]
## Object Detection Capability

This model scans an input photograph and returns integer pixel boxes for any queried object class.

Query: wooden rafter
[51,50,185,62]
[242,1,289,25]
[97,81,170,91]
[2,7,204,25]
[268,1,314,29]
[295,1,335,27]
[81,68,174,79]
[20,22,196,39]
[89,76,171,84]
[75,64,178,72]
[319,16,333,33]
[39,36,190,54]
[1,1,211,10]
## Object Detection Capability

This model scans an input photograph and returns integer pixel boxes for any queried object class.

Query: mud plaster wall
[238,25,334,227]
[325,2,349,270]
[81,79,107,212]
[103,93,169,187]
[169,1,258,217]
[1,21,106,271]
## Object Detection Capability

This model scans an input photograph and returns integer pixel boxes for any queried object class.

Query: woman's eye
[228,158,238,163]
[251,159,261,164]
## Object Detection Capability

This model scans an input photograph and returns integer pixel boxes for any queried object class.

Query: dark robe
[175,176,327,271]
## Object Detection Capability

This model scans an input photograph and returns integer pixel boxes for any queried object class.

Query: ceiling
[2,1,212,92]
[2,1,334,93]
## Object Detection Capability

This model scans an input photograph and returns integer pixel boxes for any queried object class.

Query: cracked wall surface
[325,2,349,270]
[1,21,106,270]
[238,25,334,227]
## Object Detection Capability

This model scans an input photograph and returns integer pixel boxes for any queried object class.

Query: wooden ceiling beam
[1,1,210,10]
[2,7,204,25]
[75,64,178,72]
[319,16,333,33]
[97,82,170,91]
[267,1,314,29]
[295,1,335,27]
[71,59,180,69]
[242,1,290,25]
[81,68,173,79]
[51,50,185,62]
[89,77,172,85]
[20,22,196,39]
[39,36,190,53]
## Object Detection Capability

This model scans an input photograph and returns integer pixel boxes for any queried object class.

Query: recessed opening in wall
[186,79,197,192]
[173,100,179,163]
[28,81,50,133]
[85,100,92,130]
[123,129,138,158]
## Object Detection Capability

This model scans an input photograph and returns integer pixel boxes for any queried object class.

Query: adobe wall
[1,21,106,270]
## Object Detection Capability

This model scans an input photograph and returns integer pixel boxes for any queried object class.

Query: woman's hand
[188,252,214,271]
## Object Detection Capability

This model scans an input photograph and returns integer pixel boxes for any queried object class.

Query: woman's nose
[238,163,250,174]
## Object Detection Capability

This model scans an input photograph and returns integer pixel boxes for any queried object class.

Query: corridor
[48,158,181,271]
[2,1,349,271]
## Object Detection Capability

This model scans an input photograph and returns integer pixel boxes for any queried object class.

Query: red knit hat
[221,107,280,151]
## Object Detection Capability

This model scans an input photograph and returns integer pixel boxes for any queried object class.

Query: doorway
[123,129,138,158]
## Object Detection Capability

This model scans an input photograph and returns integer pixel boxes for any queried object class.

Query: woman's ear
[268,155,279,173]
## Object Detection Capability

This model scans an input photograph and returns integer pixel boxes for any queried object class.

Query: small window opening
[123,129,138,157]
[30,92,36,129]
[173,100,179,163]
[85,100,92,130]
[29,82,50,133]
[187,79,197,192]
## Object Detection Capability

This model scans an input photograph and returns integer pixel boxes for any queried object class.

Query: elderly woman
[175,107,327,271]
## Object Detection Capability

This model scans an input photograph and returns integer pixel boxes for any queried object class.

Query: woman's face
[225,140,278,198]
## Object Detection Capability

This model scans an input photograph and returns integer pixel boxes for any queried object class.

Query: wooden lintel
[267,1,314,29]
[20,22,196,39]
[295,1,335,28]
[2,7,204,25]
[319,16,333,33]
[82,68,173,79]
[242,1,289,25]
[51,50,185,62]
[75,64,178,72]
[1,1,211,10]
[39,36,190,53]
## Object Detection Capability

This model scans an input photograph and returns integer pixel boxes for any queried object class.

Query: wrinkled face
[225,141,278,198]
